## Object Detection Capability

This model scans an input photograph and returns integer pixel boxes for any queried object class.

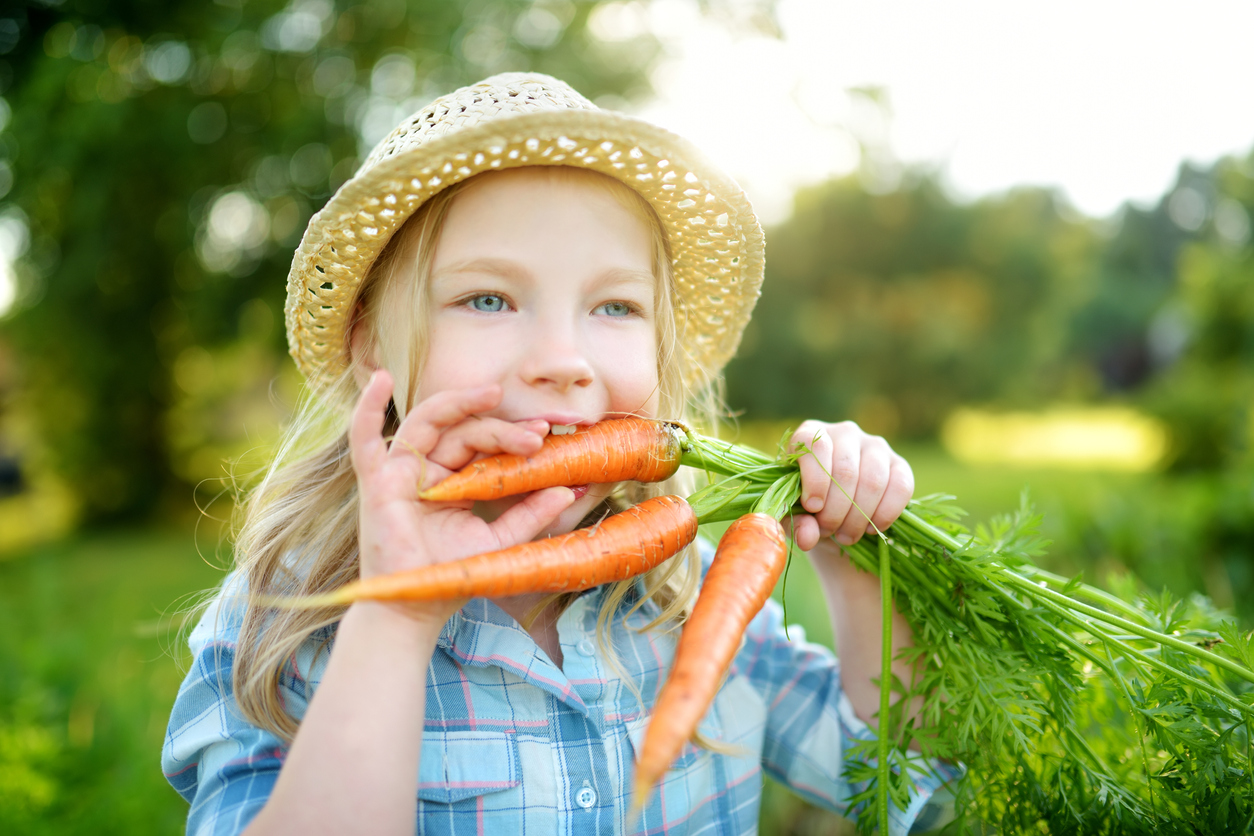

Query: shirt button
[576,783,597,809]
[576,638,596,657]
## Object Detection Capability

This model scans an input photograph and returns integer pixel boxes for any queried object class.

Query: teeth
[550,424,577,435]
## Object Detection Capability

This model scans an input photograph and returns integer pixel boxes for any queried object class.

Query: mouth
[550,423,579,436]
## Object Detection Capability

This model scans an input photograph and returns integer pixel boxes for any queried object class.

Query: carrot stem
[877,534,892,834]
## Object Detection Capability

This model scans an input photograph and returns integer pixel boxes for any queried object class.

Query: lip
[517,414,594,428]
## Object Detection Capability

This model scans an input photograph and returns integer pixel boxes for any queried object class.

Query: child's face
[420,167,661,533]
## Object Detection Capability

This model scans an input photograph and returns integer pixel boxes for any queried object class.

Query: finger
[868,453,915,534]
[486,487,577,549]
[792,421,833,516]
[349,370,395,477]
[834,436,892,545]
[813,422,861,538]
[425,417,547,472]
[516,419,549,436]
[393,385,503,456]
[785,514,821,552]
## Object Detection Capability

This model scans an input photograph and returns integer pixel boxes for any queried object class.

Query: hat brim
[285,109,764,390]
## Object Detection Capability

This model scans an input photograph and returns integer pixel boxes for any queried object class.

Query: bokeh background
[0,1,1251,833]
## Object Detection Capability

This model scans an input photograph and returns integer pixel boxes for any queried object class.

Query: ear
[348,306,380,390]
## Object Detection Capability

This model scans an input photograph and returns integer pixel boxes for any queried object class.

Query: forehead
[435,167,655,267]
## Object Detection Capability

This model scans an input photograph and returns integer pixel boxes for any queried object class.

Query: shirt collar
[437,595,597,715]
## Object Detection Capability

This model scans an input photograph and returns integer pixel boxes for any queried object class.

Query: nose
[517,320,595,393]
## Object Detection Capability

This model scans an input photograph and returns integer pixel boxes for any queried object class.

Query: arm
[244,603,440,835]
[242,372,576,836]
[788,420,919,728]
[812,541,920,729]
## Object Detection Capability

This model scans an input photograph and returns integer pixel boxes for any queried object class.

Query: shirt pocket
[416,730,521,806]
[624,699,725,773]
[625,673,767,784]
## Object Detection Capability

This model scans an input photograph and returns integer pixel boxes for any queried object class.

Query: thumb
[487,487,578,549]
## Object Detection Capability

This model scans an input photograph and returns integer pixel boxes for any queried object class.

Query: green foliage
[1051,467,1254,626]
[687,425,1254,832]
[839,497,1254,834]
[0,0,661,522]
[722,152,1254,482]
[1139,239,1254,471]
[725,177,1102,438]
[0,526,225,834]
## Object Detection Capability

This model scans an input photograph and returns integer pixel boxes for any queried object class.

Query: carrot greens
[678,429,1254,833]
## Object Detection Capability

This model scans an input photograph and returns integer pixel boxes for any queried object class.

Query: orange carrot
[419,418,685,502]
[631,513,788,810]
[287,495,698,607]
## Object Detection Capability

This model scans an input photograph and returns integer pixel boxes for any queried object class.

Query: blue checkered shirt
[163,540,959,835]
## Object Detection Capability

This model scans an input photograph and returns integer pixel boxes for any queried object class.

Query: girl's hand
[787,419,915,553]
[349,370,576,624]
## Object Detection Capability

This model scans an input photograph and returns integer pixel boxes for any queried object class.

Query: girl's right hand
[348,370,576,627]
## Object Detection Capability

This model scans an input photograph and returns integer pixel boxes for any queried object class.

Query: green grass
[0,526,227,835]
[0,445,1245,834]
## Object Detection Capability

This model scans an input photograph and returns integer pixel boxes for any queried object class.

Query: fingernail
[835,533,854,546]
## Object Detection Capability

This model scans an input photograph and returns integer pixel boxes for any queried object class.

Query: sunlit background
[0,1,1250,833]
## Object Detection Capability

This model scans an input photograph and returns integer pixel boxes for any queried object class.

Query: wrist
[806,534,843,562]
[342,600,449,651]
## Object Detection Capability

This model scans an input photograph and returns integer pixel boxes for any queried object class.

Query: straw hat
[285,72,765,389]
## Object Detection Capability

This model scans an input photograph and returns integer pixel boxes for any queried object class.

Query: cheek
[418,321,512,395]
[603,332,661,417]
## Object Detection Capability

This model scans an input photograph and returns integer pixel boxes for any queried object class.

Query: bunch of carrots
[290,418,799,815]
[279,417,1254,832]
[288,421,792,812]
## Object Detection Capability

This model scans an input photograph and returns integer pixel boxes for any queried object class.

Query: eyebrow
[597,268,656,293]
[431,258,655,289]
[430,258,531,284]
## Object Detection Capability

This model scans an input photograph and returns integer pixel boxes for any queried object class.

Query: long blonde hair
[230,167,721,741]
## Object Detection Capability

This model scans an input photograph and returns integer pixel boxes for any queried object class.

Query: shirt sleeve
[161,575,317,836]
[726,550,963,835]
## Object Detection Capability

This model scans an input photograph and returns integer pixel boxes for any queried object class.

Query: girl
[163,73,957,835]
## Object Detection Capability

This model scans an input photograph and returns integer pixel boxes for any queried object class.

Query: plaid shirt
[163,540,958,835]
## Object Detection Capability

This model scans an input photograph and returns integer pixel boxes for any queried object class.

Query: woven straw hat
[285,72,765,389]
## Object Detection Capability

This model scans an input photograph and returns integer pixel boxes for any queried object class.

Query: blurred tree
[0,0,669,522]
[1112,152,1253,471]
[1071,165,1213,393]
[724,173,1101,439]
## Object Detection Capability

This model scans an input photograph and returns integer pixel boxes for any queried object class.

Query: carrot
[631,512,788,811]
[419,417,685,502]
[283,495,698,607]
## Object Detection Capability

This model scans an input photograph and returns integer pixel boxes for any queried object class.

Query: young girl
[163,73,957,835]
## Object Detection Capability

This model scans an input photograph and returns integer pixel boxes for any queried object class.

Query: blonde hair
[229,167,723,741]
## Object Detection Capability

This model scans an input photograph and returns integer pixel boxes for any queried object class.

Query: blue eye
[468,294,508,312]
[597,301,633,317]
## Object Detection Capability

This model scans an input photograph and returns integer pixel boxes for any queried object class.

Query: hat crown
[362,73,599,172]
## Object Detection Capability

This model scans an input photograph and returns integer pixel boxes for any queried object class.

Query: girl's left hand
[788,419,915,552]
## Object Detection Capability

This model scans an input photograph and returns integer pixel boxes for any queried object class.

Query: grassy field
[0,445,1240,833]
[0,527,226,835]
